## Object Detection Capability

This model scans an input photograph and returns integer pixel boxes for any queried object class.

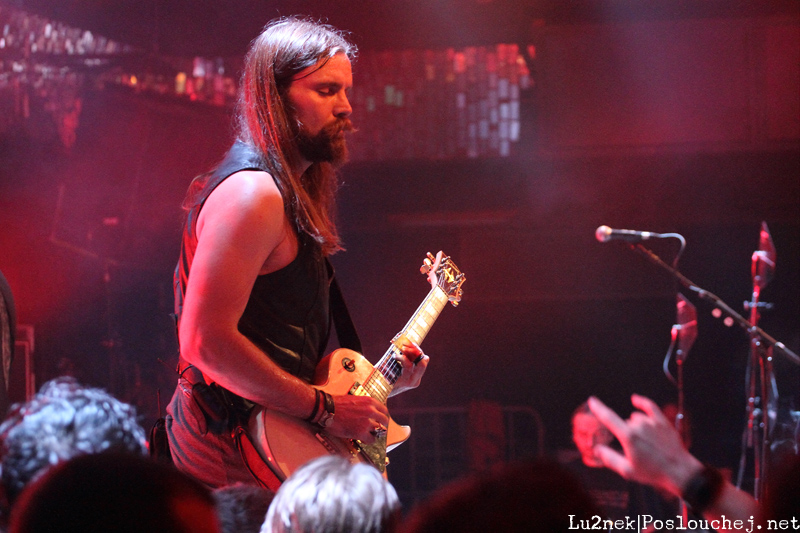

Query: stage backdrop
[0,6,797,503]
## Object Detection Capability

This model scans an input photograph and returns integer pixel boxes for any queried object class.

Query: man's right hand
[587,394,702,496]
[587,394,759,527]
[324,394,390,445]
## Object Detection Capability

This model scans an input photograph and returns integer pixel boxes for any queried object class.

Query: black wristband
[682,465,725,515]
[323,390,335,415]
[304,389,321,423]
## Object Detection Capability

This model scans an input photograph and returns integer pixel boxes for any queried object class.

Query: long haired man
[166,18,429,489]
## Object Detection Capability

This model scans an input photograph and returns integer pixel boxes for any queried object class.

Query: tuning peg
[420,257,432,275]
[449,289,462,307]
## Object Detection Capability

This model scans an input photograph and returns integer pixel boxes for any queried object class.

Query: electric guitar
[247,252,465,482]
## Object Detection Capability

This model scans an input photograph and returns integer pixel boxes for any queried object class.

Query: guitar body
[248,348,411,482]
[246,252,465,484]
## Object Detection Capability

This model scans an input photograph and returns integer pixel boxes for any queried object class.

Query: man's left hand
[390,341,428,396]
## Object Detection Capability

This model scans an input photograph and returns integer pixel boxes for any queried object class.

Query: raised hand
[587,394,702,497]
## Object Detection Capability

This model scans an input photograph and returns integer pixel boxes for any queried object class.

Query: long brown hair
[236,17,356,256]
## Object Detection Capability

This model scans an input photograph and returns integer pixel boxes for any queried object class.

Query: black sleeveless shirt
[174,140,331,384]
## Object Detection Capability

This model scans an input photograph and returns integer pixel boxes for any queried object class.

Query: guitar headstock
[420,251,466,307]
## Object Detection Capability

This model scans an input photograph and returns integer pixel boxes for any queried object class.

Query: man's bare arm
[179,171,389,442]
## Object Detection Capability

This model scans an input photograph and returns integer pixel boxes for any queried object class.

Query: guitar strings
[363,282,450,404]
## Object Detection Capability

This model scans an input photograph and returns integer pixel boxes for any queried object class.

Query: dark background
[1,0,798,499]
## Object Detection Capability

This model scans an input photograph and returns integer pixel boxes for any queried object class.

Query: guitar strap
[326,259,363,354]
[234,426,284,493]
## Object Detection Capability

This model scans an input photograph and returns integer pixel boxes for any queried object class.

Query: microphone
[595,225,664,243]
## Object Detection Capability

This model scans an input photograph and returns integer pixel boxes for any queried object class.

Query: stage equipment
[663,293,698,520]
[596,224,687,267]
[600,222,799,502]
[595,225,667,243]
[596,224,686,253]
[740,222,779,501]
[0,269,15,414]
[663,294,698,432]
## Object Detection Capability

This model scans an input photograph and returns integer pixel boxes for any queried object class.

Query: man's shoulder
[209,170,283,208]
[196,170,286,238]
[222,168,279,190]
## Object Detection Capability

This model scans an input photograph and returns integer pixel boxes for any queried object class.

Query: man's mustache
[326,118,356,135]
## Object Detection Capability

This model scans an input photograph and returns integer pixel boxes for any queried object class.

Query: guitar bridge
[355,435,388,474]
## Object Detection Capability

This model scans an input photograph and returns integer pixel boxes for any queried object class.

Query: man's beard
[293,117,354,167]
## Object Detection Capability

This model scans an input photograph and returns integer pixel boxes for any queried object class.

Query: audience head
[400,459,601,533]
[0,376,147,503]
[213,483,274,533]
[261,455,400,533]
[9,452,219,533]
[572,401,613,467]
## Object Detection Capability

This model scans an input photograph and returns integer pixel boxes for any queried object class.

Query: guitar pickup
[349,382,369,396]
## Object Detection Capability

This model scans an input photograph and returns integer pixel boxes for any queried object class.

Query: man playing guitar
[165,17,429,489]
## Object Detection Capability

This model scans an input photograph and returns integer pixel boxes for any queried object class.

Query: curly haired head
[262,455,400,533]
[0,377,147,502]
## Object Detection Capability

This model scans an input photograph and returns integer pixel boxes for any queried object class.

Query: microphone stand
[669,294,697,521]
[742,262,768,501]
[627,242,799,500]
[627,244,799,367]
[744,223,777,501]
[672,294,697,449]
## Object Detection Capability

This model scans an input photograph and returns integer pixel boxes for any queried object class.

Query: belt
[177,357,207,386]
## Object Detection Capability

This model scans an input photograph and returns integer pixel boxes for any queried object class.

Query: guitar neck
[363,285,450,403]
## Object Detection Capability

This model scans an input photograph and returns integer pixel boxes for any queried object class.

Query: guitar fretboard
[362,285,450,404]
